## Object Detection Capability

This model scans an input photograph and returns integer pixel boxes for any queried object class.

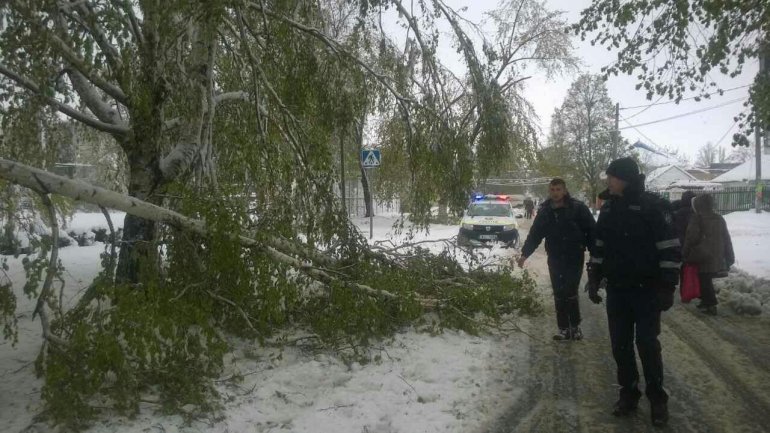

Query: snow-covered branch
[48,32,128,104]
[0,159,397,301]
[0,63,130,136]
[60,0,125,73]
[33,191,69,347]
[67,69,127,128]
[159,143,198,181]
[214,91,251,105]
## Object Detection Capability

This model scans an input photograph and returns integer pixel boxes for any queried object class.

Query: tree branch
[0,63,130,136]
[214,91,251,105]
[247,3,414,107]
[0,159,397,301]
[33,190,69,347]
[67,69,127,127]
[61,0,125,72]
[108,0,144,47]
[47,31,128,104]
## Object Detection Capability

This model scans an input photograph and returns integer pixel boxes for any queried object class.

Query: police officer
[517,178,595,341]
[585,157,681,427]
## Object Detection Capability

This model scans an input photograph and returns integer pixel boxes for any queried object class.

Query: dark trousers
[606,288,668,403]
[699,273,717,306]
[547,257,583,329]
[525,209,533,219]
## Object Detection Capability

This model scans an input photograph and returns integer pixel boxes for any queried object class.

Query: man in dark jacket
[524,197,535,219]
[585,157,681,427]
[517,178,595,341]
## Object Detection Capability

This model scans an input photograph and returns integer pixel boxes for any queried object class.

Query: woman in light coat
[682,194,735,315]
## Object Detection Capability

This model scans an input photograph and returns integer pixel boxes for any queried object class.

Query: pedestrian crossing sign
[361,149,381,167]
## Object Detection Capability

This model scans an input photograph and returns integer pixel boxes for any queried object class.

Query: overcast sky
[416,0,758,163]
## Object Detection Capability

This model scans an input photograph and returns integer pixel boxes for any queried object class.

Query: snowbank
[723,210,770,279]
[694,211,770,315]
[65,211,125,235]
[1,211,125,254]
[713,270,770,316]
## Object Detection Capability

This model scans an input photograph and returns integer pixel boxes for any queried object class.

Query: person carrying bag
[682,194,735,315]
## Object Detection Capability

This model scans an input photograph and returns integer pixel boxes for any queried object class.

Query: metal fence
[342,197,401,217]
[654,186,770,215]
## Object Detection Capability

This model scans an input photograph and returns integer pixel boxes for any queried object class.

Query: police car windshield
[468,202,511,217]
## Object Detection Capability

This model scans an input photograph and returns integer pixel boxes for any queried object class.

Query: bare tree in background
[696,142,728,168]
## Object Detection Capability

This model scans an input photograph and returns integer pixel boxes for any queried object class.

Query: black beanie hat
[606,157,640,182]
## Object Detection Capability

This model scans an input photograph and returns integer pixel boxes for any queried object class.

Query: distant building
[645,165,697,190]
[712,155,770,187]
[686,168,714,181]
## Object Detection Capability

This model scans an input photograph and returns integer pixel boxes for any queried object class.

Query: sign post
[360,149,381,239]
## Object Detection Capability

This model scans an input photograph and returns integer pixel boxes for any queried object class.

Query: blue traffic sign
[361,149,381,167]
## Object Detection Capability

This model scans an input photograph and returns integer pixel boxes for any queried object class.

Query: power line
[620,117,663,151]
[618,85,750,111]
[714,120,738,147]
[618,97,746,130]
[622,94,666,121]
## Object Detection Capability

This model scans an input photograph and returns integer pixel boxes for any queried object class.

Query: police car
[457,194,520,248]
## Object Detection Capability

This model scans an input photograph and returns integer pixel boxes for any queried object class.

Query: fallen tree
[0,158,541,429]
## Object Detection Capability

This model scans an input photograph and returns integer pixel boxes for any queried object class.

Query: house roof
[686,168,716,181]
[708,162,742,170]
[712,154,770,182]
[646,165,696,184]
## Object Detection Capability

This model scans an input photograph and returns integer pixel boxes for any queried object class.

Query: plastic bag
[680,264,701,303]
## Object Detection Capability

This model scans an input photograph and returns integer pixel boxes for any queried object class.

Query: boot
[650,401,669,427]
[696,301,708,310]
[570,326,583,341]
[612,388,641,416]
[552,328,571,341]
[701,305,717,316]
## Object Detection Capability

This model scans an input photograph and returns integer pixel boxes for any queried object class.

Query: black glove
[584,280,602,304]
[585,262,603,304]
[656,281,676,311]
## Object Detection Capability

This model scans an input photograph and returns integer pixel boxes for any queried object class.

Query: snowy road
[2,212,769,432]
[484,218,770,433]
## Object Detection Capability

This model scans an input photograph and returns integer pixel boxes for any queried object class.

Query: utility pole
[757,43,768,213]
[614,102,620,159]
[340,130,346,216]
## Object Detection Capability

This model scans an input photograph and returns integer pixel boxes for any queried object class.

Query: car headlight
[503,224,517,231]
[461,223,474,230]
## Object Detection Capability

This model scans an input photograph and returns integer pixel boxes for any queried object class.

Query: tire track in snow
[660,311,770,433]
[485,218,770,433]
[681,306,770,374]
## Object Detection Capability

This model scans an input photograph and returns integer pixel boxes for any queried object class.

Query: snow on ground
[708,210,770,315]
[1,212,125,433]
[1,212,529,433]
[350,214,514,271]
[64,211,126,235]
[1,243,115,433]
[85,328,529,433]
[723,210,770,279]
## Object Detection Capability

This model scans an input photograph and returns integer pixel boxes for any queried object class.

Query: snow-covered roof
[646,165,696,183]
[712,154,770,182]
[664,180,723,191]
